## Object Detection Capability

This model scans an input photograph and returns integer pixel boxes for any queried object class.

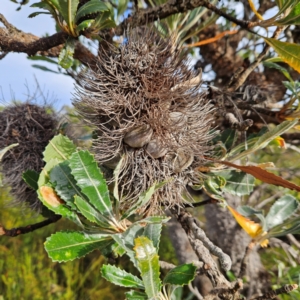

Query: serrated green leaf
[163,263,196,286]
[0,143,18,161]
[31,1,50,8]
[28,55,58,64]
[134,236,161,298]
[76,19,94,32]
[75,0,108,22]
[69,150,114,219]
[38,158,60,187]
[31,64,60,74]
[143,223,162,250]
[74,195,113,228]
[45,231,111,262]
[22,170,39,190]
[214,170,255,196]
[101,264,144,289]
[28,11,51,18]
[43,134,76,164]
[125,290,148,300]
[264,38,300,73]
[122,181,166,220]
[58,38,75,69]
[30,1,56,15]
[265,195,299,230]
[37,186,82,224]
[49,161,80,209]
[50,0,79,36]
[112,224,144,269]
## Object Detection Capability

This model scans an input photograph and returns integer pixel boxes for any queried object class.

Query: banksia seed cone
[74,28,215,213]
[0,103,57,212]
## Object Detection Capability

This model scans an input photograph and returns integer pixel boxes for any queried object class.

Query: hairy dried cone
[74,28,215,214]
[0,103,57,212]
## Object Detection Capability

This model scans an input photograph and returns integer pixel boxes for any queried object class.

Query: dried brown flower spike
[0,103,57,212]
[74,28,215,214]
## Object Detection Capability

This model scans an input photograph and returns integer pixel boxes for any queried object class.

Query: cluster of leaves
[196,119,300,246]
[17,134,196,299]
[29,0,116,68]
[201,119,299,200]
[252,0,300,74]
[229,194,299,247]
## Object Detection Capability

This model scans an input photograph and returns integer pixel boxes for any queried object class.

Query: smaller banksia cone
[0,102,57,212]
[74,27,215,214]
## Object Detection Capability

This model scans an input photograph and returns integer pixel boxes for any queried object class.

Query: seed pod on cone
[74,28,215,214]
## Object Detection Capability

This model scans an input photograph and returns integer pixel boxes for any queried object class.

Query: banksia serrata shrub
[0,103,57,212]
[74,28,215,214]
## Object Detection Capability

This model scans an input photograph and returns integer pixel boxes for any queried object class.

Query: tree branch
[0,215,61,237]
[171,208,231,288]
[226,26,284,92]
[250,284,298,300]
[0,13,96,67]
[239,241,255,279]
[115,0,252,35]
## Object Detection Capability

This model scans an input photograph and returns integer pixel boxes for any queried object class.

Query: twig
[159,260,176,270]
[189,199,216,208]
[204,279,244,300]
[171,208,230,287]
[187,217,232,272]
[201,1,254,28]
[287,234,300,250]
[239,241,255,279]
[115,0,253,35]
[0,13,19,32]
[250,284,298,300]
[226,26,284,92]
[0,215,61,237]
[0,14,96,67]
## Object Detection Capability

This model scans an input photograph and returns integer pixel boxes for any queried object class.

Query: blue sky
[1,2,74,109]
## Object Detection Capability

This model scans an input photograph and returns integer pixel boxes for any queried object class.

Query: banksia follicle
[74,28,215,213]
[0,103,57,212]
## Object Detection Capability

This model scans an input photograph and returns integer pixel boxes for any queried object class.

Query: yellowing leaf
[185,30,238,48]
[228,206,262,238]
[227,206,269,247]
[40,186,64,207]
[264,38,300,73]
[248,0,264,20]
[269,136,286,149]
